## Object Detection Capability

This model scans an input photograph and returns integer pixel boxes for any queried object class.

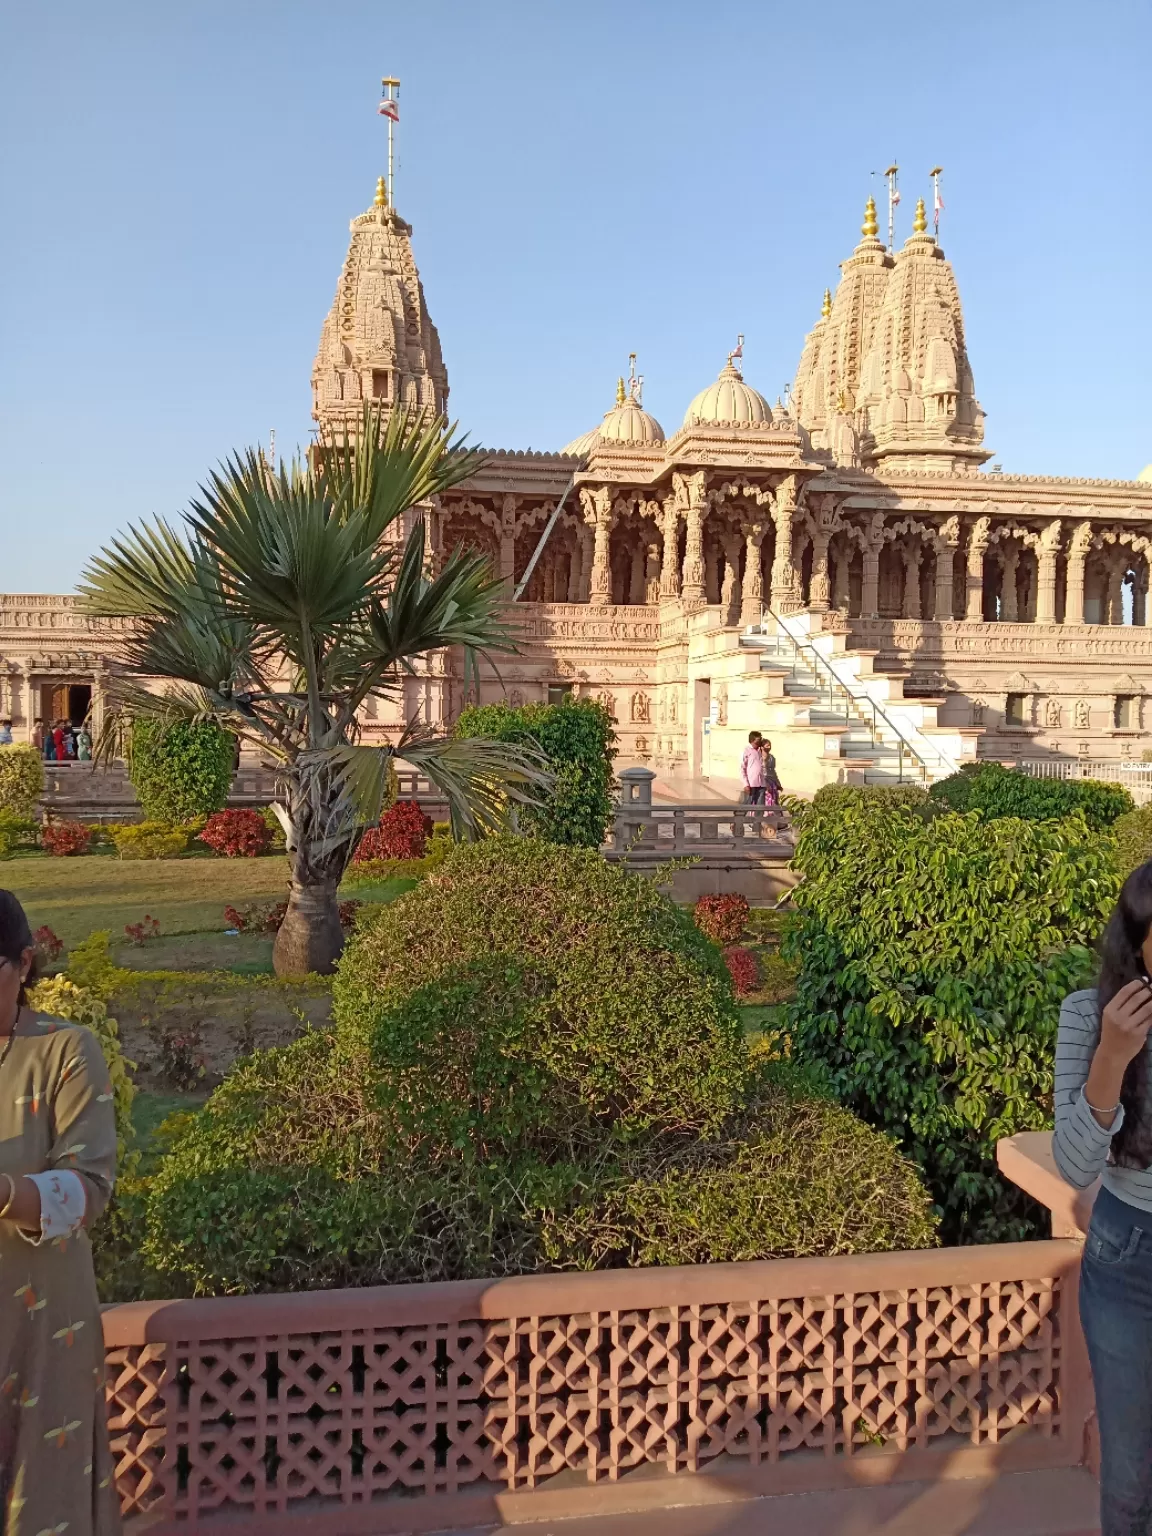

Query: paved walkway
[456,1467,1098,1536]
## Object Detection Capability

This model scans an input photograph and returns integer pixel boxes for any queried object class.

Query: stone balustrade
[101,1231,1092,1535]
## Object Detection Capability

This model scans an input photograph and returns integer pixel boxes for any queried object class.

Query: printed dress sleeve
[20,1025,118,1246]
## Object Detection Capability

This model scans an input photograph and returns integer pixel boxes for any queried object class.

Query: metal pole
[512,470,583,601]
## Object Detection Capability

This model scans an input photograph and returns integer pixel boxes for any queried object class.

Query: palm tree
[79,406,549,977]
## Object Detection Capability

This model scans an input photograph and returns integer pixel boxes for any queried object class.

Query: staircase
[740,610,969,788]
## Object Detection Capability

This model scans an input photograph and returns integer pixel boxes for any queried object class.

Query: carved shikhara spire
[310,183,449,436]
[853,216,989,473]
[791,200,894,461]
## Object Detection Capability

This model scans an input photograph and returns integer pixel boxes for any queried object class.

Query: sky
[2,0,1151,592]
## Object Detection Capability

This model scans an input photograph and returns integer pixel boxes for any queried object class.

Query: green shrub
[131,839,937,1295]
[455,697,616,847]
[127,719,234,823]
[110,821,189,860]
[784,796,1119,1243]
[0,745,44,816]
[1112,804,1152,878]
[0,808,38,858]
[540,1068,938,1269]
[929,762,1133,829]
[335,838,747,1143]
[260,805,287,851]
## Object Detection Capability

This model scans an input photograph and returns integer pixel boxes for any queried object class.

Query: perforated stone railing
[102,1237,1092,1535]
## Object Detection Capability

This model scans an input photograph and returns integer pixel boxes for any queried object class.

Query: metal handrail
[759,609,959,782]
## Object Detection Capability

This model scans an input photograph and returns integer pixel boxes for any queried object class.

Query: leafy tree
[784,796,1120,1243]
[455,697,616,847]
[79,406,549,976]
[127,718,233,822]
[0,745,44,816]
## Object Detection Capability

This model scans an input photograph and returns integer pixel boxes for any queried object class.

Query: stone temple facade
[5,183,1152,797]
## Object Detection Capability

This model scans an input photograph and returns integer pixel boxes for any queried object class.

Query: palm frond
[78,518,206,619]
[395,728,553,841]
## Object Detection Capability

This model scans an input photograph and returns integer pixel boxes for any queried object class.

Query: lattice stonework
[107,1274,1065,1519]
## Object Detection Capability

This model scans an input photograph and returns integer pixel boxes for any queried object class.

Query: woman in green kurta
[0,890,120,1536]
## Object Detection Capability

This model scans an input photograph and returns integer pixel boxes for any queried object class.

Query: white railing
[1018,758,1152,804]
[753,610,960,783]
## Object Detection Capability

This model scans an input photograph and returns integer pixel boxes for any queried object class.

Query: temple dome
[562,380,664,455]
[683,360,772,426]
[1138,464,1152,484]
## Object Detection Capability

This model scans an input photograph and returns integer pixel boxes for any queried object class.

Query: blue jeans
[1080,1184,1152,1534]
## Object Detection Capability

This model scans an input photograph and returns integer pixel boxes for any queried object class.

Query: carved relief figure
[971,698,986,726]
[668,690,678,725]
[509,688,524,708]
[1074,699,1090,729]
[1044,698,1062,728]
[631,691,652,725]
[716,683,728,726]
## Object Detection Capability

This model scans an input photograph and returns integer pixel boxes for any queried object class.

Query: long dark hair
[0,889,37,1009]
[1097,861,1152,1169]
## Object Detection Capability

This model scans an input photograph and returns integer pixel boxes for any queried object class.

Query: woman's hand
[1085,979,1152,1127]
[1101,979,1152,1066]
[0,1172,42,1231]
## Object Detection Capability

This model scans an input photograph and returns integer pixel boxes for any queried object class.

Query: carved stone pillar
[644,542,661,605]
[1000,546,1019,622]
[499,494,519,587]
[809,532,832,612]
[934,541,956,621]
[1064,523,1092,625]
[566,534,583,602]
[659,502,681,601]
[740,523,767,626]
[965,518,990,622]
[770,475,800,612]
[1106,560,1126,625]
[578,525,594,602]
[902,544,922,620]
[1140,559,1152,626]
[628,541,646,606]
[583,488,613,608]
[861,546,880,618]
[719,533,742,625]
[1036,522,1061,624]
[679,473,707,609]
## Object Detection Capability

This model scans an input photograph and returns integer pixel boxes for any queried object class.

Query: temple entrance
[39,683,92,725]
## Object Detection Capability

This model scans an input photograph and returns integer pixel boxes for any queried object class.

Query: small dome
[1138,464,1152,484]
[561,380,664,455]
[683,360,772,427]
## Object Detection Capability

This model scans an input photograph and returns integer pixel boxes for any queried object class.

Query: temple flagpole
[884,163,900,251]
[930,165,944,240]
[378,76,400,209]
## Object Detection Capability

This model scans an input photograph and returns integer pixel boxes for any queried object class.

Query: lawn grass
[130,1089,205,1174]
[5,854,293,944]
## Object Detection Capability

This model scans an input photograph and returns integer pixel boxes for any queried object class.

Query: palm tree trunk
[273,877,344,976]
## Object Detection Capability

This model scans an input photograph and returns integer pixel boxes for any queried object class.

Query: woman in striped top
[1055,862,1152,1536]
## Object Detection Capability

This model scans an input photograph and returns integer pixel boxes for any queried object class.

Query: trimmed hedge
[784,795,1119,1244]
[929,762,1133,829]
[455,697,616,847]
[119,840,937,1297]
[128,719,234,824]
[1112,805,1152,878]
[0,745,43,816]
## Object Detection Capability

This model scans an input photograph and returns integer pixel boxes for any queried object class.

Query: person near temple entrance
[30,721,44,753]
[761,738,783,807]
[1054,861,1152,1536]
[75,723,92,762]
[740,731,765,804]
[0,888,122,1535]
[0,721,11,746]
[51,721,66,763]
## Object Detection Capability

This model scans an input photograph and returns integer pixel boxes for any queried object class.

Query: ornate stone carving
[630,691,652,724]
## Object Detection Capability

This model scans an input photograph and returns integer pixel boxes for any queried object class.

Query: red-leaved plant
[722,945,759,997]
[224,897,359,934]
[693,893,750,946]
[199,809,271,858]
[353,800,433,863]
[125,915,161,946]
[33,925,64,964]
[41,819,92,857]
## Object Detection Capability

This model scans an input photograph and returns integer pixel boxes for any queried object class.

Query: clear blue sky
[3,0,1150,592]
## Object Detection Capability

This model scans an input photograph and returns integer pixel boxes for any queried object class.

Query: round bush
[41,818,92,856]
[200,808,270,858]
[127,719,234,823]
[335,838,748,1143]
[353,800,432,862]
[929,763,1133,829]
[0,745,44,816]
[693,893,749,945]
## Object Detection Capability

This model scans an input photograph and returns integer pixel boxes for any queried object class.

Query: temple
[5,184,1152,796]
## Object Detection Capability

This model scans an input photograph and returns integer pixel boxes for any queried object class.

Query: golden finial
[913,197,928,235]
[821,288,832,320]
[862,196,879,238]
[615,377,627,406]
[374,175,387,209]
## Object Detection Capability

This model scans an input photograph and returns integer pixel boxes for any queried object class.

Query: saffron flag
[934,186,945,220]
[378,97,399,121]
